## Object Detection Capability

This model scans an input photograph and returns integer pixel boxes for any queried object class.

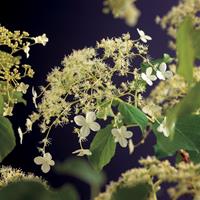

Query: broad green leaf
[0,181,79,200]
[177,17,194,82]
[96,100,114,120]
[191,29,200,59]
[0,95,4,115]
[55,158,105,186]
[111,183,152,200]
[89,125,116,171]
[165,82,200,137]
[154,115,200,161]
[0,116,16,162]
[118,102,148,132]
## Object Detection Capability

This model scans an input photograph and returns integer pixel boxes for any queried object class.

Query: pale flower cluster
[0,25,48,117]
[29,33,154,159]
[156,0,200,48]
[103,0,140,26]
[95,156,200,200]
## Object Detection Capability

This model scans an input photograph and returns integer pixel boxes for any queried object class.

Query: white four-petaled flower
[156,62,173,80]
[34,153,55,173]
[34,34,49,46]
[137,28,152,43]
[157,117,170,137]
[141,67,157,86]
[72,148,92,156]
[111,126,133,148]
[74,112,100,140]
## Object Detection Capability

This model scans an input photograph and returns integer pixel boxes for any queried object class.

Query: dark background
[0,0,177,199]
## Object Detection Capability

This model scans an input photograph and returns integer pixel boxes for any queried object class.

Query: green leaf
[165,82,200,137]
[111,183,152,200]
[191,29,200,59]
[154,115,200,161]
[96,100,114,120]
[177,17,194,82]
[118,102,148,132]
[55,158,105,186]
[89,125,116,171]
[0,181,79,200]
[0,95,4,115]
[0,116,16,162]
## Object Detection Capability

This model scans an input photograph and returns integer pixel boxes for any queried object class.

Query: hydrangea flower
[74,112,101,140]
[141,67,157,86]
[156,62,173,80]
[72,148,92,156]
[111,126,133,147]
[137,28,152,43]
[34,153,55,173]
[34,34,48,46]
[157,117,170,137]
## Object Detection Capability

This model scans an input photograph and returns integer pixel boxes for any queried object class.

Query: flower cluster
[103,0,140,26]
[156,0,200,48]
[24,31,174,173]
[0,25,48,117]
[95,156,200,200]
[0,166,47,188]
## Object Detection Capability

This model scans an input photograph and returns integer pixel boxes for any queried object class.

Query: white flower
[23,43,30,58]
[141,67,157,86]
[128,139,134,154]
[26,118,32,132]
[18,127,23,144]
[137,28,152,43]
[156,62,173,80]
[72,148,92,156]
[34,34,48,46]
[74,112,101,140]
[32,87,38,108]
[34,153,55,173]
[111,126,133,148]
[157,117,170,137]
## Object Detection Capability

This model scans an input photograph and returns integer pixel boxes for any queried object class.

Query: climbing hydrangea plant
[1,0,200,200]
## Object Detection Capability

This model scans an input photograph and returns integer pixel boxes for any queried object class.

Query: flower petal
[145,35,152,41]
[137,28,145,37]
[89,122,101,132]
[41,163,50,173]
[34,156,44,165]
[80,126,90,138]
[119,138,128,148]
[124,131,133,138]
[150,75,157,81]
[86,112,96,123]
[111,128,119,137]
[159,62,167,72]
[44,153,52,160]
[146,67,153,76]
[156,71,165,80]
[74,115,86,126]
[48,160,55,166]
